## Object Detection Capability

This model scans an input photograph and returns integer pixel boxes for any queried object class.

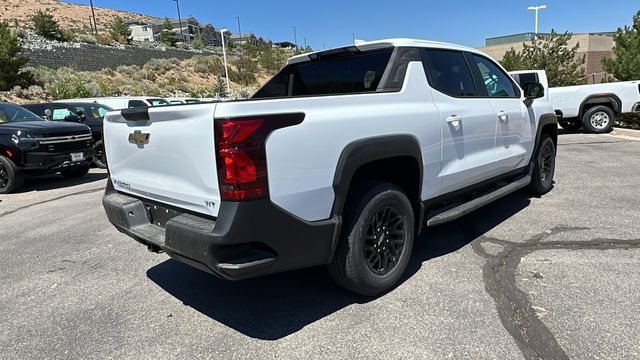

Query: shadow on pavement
[16,170,108,193]
[146,191,532,340]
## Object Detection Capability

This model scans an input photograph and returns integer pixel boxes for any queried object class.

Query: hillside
[0,0,152,32]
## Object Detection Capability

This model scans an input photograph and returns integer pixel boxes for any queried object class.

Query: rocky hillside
[0,0,152,33]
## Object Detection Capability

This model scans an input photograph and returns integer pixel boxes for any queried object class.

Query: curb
[612,127,640,139]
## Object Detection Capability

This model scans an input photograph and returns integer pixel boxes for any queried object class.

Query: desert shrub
[76,33,97,44]
[97,33,113,46]
[617,114,640,130]
[47,78,91,100]
[192,55,224,76]
[144,58,179,73]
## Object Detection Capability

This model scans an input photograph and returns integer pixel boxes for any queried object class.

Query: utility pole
[174,0,185,42]
[235,16,242,38]
[292,26,298,50]
[527,5,547,36]
[89,0,98,35]
[304,37,307,50]
[352,32,355,44]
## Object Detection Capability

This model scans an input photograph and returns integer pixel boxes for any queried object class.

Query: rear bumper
[102,180,340,280]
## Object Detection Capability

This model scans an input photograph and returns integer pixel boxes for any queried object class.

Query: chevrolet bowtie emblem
[128,130,150,145]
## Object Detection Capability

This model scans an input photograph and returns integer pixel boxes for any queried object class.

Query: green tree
[0,22,34,91]
[499,30,586,87]
[160,18,176,47]
[602,11,640,81]
[31,10,65,41]
[258,47,288,74]
[109,16,131,45]
[192,33,207,49]
[212,75,228,98]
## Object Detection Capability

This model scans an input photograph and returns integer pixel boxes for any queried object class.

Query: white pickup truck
[510,70,640,133]
[102,39,558,295]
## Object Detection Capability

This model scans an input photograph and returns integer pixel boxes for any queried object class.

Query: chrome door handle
[446,115,462,130]
[497,111,508,122]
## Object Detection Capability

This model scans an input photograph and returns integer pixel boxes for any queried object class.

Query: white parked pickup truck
[510,70,640,133]
[102,39,558,295]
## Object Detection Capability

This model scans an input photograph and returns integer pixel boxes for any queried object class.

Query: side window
[420,49,477,97]
[52,108,72,120]
[513,72,539,89]
[128,100,147,108]
[471,55,518,98]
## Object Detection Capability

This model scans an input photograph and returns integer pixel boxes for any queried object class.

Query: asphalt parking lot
[1,132,639,359]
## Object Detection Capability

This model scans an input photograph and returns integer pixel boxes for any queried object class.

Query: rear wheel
[582,106,615,133]
[328,182,415,296]
[527,134,556,196]
[60,166,90,179]
[0,156,24,194]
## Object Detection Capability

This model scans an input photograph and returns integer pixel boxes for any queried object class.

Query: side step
[426,175,531,227]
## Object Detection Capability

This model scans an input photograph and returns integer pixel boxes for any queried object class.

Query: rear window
[254,49,393,98]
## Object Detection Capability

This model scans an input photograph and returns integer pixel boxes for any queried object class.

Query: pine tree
[109,16,131,45]
[499,31,586,87]
[0,21,34,91]
[160,18,176,47]
[31,10,65,41]
[602,11,640,81]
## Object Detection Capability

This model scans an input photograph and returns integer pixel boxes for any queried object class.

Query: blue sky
[71,0,639,49]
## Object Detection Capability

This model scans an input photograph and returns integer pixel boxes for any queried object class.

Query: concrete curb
[612,127,640,139]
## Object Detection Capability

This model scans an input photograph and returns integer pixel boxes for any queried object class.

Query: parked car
[56,97,169,110]
[61,102,113,168]
[22,102,111,168]
[102,38,557,295]
[510,70,640,133]
[0,102,94,194]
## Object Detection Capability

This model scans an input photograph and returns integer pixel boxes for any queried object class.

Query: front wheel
[328,182,415,296]
[582,106,615,133]
[93,140,107,169]
[527,134,556,196]
[60,166,90,179]
[0,156,24,194]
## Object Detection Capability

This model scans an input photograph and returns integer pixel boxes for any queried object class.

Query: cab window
[470,54,519,98]
[420,49,477,97]
[52,108,72,120]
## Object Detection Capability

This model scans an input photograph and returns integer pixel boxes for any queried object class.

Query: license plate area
[70,152,84,162]
[145,202,181,228]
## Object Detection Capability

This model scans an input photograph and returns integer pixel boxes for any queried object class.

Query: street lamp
[235,16,242,38]
[292,26,298,50]
[527,5,547,35]
[173,0,185,42]
[220,28,231,95]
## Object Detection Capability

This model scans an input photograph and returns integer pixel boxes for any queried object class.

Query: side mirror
[64,114,83,123]
[523,81,545,107]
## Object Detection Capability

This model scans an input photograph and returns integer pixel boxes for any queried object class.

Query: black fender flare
[530,113,558,174]
[330,134,424,219]
[579,93,622,118]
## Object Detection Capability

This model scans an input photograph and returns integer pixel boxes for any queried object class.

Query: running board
[426,175,531,227]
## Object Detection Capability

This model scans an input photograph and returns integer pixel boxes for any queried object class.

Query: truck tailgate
[103,104,221,217]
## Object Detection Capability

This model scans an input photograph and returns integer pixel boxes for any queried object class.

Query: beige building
[478,32,615,84]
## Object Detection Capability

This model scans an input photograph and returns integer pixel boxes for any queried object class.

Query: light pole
[292,26,298,50]
[173,0,185,42]
[527,5,547,35]
[304,37,307,50]
[352,32,355,44]
[89,0,98,35]
[220,28,231,95]
[235,17,242,38]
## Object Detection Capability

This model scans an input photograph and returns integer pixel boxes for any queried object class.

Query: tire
[93,140,107,169]
[328,182,415,296]
[527,134,556,196]
[559,120,581,132]
[0,155,24,194]
[60,166,90,179]
[582,106,615,133]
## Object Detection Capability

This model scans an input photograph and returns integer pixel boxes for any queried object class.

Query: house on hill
[125,17,222,46]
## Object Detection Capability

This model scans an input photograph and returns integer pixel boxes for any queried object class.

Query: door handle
[497,111,508,122]
[446,115,462,130]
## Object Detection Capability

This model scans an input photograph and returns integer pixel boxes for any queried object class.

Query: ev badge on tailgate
[128,130,150,145]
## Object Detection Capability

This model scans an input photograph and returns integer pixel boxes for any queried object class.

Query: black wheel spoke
[363,205,407,275]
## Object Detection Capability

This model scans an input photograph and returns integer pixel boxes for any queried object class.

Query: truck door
[420,48,500,195]
[467,53,534,172]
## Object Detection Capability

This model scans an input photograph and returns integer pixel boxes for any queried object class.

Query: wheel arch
[534,113,558,160]
[579,94,621,118]
[331,135,424,228]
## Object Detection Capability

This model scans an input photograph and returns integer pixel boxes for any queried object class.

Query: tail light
[215,113,304,201]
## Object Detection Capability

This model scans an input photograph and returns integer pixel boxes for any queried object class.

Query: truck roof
[288,38,489,64]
